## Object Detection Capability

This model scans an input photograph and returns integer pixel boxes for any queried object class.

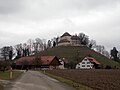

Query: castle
[58,32,81,46]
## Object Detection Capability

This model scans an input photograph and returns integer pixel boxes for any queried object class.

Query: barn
[15,56,61,70]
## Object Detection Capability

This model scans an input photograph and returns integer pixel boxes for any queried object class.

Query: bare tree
[78,33,89,46]
[1,46,12,60]
[110,47,118,61]
[15,44,23,59]
[53,37,59,46]
[89,39,96,49]
[95,45,105,54]
[34,38,45,53]
[9,46,13,60]
[53,41,56,47]
[42,39,47,50]
[22,43,30,57]
[47,40,52,49]
[27,39,34,55]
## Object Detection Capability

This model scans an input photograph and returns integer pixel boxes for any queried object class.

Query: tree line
[0,37,57,61]
[0,32,119,62]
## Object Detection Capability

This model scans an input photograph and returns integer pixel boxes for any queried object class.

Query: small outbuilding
[76,57,100,69]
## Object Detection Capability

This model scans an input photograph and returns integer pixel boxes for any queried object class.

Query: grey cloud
[2,0,117,21]
[0,0,120,51]
[0,0,25,14]
[0,0,119,16]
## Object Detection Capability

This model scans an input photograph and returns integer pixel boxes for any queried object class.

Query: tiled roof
[41,56,56,65]
[16,56,35,65]
[16,56,59,65]
[86,57,100,65]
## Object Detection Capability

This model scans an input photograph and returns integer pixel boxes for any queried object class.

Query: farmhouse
[15,56,61,70]
[76,57,100,69]
[58,32,81,46]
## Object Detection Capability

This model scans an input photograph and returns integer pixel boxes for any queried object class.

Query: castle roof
[61,32,71,37]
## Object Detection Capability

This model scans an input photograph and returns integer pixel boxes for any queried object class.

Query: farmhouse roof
[41,56,58,65]
[86,57,100,64]
[16,56,35,65]
[16,56,60,65]
[61,32,71,37]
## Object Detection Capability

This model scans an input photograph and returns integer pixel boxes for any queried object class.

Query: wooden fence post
[10,67,13,79]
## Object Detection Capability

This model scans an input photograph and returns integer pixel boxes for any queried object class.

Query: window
[82,65,85,67]
[87,65,90,67]
[82,62,85,64]
[87,62,90,64]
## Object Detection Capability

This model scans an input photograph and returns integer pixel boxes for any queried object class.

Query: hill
[38,46,120,68]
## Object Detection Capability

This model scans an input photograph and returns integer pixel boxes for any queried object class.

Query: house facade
[71,36,81,46]
[58,58,65,69]
[58,32,81,46]
[76,57,100,69]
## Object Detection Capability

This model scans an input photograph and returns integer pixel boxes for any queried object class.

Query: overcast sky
[0,0,120,51]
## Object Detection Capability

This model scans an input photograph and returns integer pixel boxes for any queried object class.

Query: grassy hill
[38,46,120,68]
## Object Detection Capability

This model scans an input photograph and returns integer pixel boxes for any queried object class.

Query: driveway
[4,70,76,90]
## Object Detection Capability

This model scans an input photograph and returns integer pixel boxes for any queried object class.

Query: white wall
[58,36,71,46]
[59,60,65,69]
[58,42,71,46]
[61,36,71,42]
[76,58,94,69]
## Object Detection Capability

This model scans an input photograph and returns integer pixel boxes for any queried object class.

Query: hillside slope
[38,46,119,68]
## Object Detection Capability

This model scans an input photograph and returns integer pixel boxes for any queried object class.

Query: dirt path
[4,70,76,90]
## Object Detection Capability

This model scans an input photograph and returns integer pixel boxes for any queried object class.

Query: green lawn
[0,70,22,80]
[0,70,22,90]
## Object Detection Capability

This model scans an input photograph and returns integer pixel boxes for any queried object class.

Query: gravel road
[4,70,76,90]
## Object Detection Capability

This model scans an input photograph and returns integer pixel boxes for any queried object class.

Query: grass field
[46,69,120,90]
[38,46,120,68]
[0,70,22,80]
[0,70,22,90]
